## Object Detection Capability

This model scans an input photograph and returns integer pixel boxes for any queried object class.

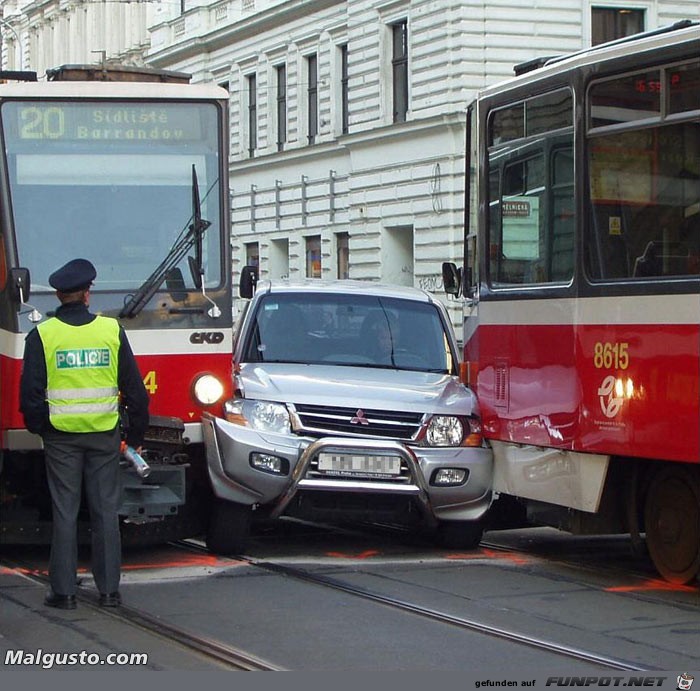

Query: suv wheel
[206,499,252,555]
[434,520,483,550]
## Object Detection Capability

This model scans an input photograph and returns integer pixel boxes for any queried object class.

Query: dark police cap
[49,258,97,292]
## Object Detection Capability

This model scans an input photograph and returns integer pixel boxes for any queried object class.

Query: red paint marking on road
[1,566,27,575]
[121,554,242,571]
[325,550,380,559]
[605,579,698,593]
[1,565,48,576]
[445,548,531,565]
[3,554,238,576]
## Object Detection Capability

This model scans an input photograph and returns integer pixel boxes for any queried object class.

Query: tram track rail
[1,555,284,672]
[174,538,654,672]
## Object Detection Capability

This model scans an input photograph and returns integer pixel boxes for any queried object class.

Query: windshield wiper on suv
[119,165,212,319]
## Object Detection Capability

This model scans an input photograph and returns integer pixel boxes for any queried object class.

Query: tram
[0,64,233,544]
[443,21,700,582]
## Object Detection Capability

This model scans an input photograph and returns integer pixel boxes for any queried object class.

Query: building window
[245,242,259,270]
[307,54,318,144]
[591,8,645,45]
[247,73,257,157]
[270,238,290,279]
[392,20,409,123]
[276,64,287,152]
[336,232,349,278]
[340,44,349,134]
[306,235,322,277]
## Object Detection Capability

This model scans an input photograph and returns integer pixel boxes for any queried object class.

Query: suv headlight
[224,399,291,434]
[425,415,482,447]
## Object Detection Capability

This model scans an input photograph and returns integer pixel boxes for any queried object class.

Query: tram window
[589,71,661,128]
[526,90,573,136]
[669,61,700,114]
[488,136,574,287]
[490,104,524,146]
[586,120,700,281]
[489,89,572,146]
[493,155,547,284]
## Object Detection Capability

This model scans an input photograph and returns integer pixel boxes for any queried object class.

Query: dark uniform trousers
[43,426,122,596]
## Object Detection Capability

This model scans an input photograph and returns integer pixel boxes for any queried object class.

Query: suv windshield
[244,292,454,372]
[1,100,223,292]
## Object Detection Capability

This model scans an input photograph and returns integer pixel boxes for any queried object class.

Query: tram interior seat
[633,240,698,277]
[590,205,632,279]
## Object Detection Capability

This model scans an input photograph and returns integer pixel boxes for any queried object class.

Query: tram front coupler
[118,415,189,523]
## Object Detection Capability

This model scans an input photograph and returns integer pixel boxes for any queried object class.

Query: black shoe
[99,592,121,607]
[45,591,77,610]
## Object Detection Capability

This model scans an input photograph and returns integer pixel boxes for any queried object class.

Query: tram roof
[0,79,228,101]
[478,20,700,101]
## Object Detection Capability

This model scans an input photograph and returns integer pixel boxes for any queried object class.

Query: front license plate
[316,453,402,477]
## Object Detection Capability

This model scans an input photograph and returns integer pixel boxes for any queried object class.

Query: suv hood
[237,363,477,415]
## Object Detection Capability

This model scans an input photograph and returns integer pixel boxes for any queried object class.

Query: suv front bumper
[202,413,492,524]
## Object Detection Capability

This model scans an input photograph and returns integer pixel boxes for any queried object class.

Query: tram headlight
[425,415,482,447]
[224,399,291,434]
[192,374,225,406]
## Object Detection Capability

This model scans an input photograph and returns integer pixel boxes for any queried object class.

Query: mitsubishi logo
[350,409,370,425]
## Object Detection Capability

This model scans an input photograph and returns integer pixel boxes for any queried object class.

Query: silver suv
[202,278,492,552]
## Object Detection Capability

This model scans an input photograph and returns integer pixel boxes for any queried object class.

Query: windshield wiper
[119,165,212,319]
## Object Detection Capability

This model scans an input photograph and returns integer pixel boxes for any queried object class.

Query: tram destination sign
[11,102,204,142]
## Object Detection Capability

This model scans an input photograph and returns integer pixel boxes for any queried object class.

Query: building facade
[2,0,698,319]
[0,0,153,71]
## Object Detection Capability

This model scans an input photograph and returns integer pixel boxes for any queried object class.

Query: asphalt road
[2,521,699,678]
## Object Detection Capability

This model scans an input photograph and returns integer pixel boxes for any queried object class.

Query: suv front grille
[291,403,424,440]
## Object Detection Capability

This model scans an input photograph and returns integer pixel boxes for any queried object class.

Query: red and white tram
[444,21,700,582]
[0,65,232,544]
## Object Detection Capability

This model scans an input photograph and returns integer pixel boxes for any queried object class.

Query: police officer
[20,258,149,610]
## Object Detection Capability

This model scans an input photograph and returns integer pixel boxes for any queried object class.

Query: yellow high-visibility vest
[38,316,120,433]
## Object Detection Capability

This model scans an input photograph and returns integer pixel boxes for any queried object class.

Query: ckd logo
[190,332,225,345]
[598,375,623,418]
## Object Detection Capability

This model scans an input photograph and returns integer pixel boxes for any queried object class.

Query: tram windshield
[0,100,224,292]
[585,60,700,281]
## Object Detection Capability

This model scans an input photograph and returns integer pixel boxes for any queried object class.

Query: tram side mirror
[239,265,258,299]
[10,267,42,322]
[442,262,462,297]
[10,267,31,305]
[165,268,187,302]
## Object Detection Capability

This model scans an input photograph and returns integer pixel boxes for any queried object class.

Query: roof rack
[45,64,191,84]
[513,56,560,76]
